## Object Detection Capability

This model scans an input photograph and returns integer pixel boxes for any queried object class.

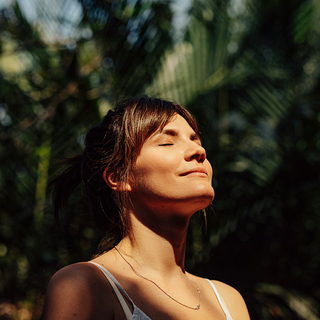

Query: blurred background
[1,0,320,319]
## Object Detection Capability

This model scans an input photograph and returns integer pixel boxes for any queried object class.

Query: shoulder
[210,280,250,320]
[42,262,115,320]
[45,262,107,298]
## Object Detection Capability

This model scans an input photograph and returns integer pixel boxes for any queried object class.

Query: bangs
[121,97,199,160]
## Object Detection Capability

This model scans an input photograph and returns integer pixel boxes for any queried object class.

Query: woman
[43,96,250,320]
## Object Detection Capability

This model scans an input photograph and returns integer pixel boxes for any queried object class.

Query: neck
[117,209,191,278]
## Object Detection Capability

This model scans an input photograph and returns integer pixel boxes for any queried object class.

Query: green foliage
[1,0,320,319]
[147,0,320,318]
[0,0,173,318]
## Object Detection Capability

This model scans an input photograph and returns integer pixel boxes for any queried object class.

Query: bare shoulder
[47,262,101,284]
[42,262,115,320]
[211,280,251,320]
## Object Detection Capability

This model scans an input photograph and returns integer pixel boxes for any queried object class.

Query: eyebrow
[161,129,178,137]
[159,129,200,140]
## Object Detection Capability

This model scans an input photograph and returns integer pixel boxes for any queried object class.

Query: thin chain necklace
[114,246,201,310]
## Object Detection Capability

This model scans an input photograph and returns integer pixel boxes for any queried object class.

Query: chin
[199,190,215,209]
[186,189,215,213]
[200,194,214,209]
[195,185,215,201]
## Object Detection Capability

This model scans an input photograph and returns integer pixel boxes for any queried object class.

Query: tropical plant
[1,0,320,319]
[146,0,320,318]
[0,0,173,317]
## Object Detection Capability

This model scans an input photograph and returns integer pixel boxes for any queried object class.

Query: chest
[113,280,228,320]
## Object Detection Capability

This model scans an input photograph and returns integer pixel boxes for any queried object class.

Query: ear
[103,168,131,192]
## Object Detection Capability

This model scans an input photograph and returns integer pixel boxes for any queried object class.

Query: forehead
[162,114,195,130]
[131,112,200,161]
[149,114,198,139]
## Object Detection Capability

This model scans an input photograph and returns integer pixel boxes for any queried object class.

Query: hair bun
[102,110,116,125]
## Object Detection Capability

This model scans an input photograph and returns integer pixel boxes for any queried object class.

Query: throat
[117,233,188,276]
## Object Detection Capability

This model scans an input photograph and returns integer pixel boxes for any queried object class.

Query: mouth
[180,168,208,176]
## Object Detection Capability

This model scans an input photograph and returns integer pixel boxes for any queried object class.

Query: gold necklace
[114,246,201,310]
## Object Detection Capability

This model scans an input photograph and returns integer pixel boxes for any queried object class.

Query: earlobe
[103,169,131,192]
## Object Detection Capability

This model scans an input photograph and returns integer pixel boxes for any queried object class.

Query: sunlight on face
[129,114,214,215]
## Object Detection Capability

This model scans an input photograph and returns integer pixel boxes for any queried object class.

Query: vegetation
[0,0,320,319]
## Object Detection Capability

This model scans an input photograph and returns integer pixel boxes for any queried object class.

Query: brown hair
[51,96,200,254]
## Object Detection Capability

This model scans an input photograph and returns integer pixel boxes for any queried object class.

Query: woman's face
[128,114,214,215]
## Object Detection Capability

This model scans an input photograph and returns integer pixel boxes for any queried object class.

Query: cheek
[129,155,177,191]
[204,160,213,181]
[129,161,157,191]
[137,153,177,174]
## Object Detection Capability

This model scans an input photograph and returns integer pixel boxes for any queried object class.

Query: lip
[180,167,208,176]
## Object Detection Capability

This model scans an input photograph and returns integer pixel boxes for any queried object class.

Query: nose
[185,142,206,163]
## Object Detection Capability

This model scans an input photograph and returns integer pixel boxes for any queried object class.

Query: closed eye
[159,143,173,146]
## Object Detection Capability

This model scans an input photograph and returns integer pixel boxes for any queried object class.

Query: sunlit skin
[42,114,251,320]
[125,114,215,233]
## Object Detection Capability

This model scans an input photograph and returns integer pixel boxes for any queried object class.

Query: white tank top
[89,261,233,320]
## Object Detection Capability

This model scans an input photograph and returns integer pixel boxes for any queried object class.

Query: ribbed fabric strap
[89,261,133,320]
[206,279,233,320]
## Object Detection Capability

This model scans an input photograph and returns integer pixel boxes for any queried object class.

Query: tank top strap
[206,279,233,320]
[88,261,133,320]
